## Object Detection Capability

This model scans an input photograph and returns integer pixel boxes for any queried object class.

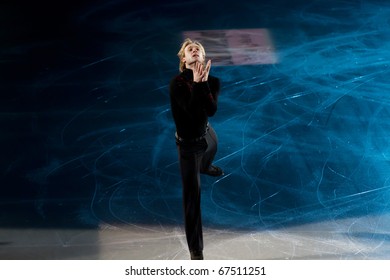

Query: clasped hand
[193,60,211,83]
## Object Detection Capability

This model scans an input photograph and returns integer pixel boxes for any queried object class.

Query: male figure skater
[169,38,223,260]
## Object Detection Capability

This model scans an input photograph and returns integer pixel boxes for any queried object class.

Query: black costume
[169,68,222,259]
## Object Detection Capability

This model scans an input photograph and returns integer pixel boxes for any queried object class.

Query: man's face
[182,43,204,67]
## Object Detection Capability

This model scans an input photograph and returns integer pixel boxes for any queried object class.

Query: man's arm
[193,77,219,117]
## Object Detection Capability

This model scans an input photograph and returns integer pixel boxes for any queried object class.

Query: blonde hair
[177,38,206,72]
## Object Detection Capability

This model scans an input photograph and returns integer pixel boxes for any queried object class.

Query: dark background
[1,0,390,258]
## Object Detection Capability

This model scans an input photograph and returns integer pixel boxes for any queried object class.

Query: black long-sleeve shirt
[169,68,220,139]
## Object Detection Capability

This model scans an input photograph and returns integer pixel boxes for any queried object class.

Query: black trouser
[176,126,218,253]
